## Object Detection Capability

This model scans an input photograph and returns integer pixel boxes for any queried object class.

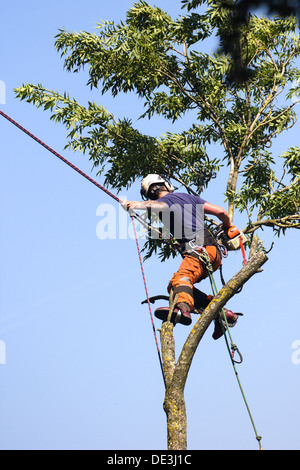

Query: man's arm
[121,199,169,212]
[203,202,233,228]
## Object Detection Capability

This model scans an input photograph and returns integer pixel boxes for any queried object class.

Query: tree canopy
[15,0,300,260]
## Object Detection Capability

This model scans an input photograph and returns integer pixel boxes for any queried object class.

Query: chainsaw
[215,224,247,251]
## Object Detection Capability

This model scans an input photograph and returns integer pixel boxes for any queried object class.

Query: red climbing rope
[0,109,166,388]
[0,110,120,203]
[132,218,166,388]
[0,110,167,240]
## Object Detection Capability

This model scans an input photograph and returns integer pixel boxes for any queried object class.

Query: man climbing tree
[121,173,241,339]
[14,0,299,450]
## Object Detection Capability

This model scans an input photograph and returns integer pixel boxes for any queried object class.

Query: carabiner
[231,346,243,364]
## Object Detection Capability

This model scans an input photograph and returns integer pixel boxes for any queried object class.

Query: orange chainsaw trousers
[168,245,221,311]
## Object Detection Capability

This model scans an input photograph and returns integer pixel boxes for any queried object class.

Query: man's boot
[154,302,192,326]
[212,308,242,340]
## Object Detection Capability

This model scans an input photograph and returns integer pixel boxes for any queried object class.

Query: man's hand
[120,199,140,212]
[120,199,131,211]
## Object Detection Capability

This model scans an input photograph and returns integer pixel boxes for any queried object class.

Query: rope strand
[132,218,166,388]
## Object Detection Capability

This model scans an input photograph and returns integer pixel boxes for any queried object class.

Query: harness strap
[172,285,193,297]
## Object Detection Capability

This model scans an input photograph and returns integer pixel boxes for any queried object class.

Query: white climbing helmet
[141,174,175,199]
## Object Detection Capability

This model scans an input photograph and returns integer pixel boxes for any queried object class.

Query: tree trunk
[160,321,187,450]
[159,250,268,450]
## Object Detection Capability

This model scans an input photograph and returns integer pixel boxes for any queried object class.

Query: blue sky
[0,0,299,451]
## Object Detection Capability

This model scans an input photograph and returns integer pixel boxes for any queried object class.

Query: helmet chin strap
[148,184,169,200]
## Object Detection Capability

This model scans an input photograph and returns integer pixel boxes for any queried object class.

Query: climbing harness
[0,110,167,387]
[189,244,263,450]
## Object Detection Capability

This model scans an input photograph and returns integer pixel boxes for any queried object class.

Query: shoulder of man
[160,192,206,204]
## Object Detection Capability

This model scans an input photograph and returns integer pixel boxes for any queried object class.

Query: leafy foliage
[15,0,300,259]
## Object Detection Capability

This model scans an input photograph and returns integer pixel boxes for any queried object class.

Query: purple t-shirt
[158,192,206,244]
